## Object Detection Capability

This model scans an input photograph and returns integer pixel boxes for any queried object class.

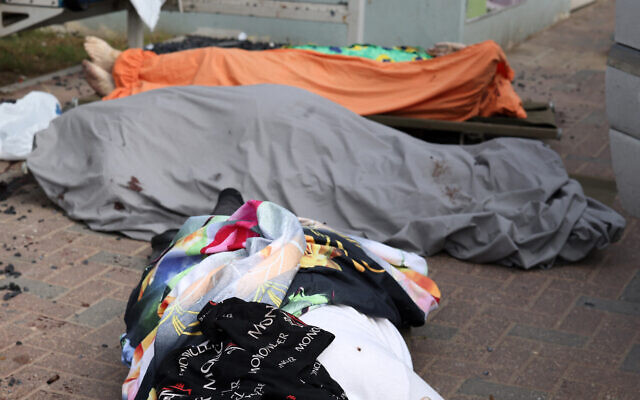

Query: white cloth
[0,91,60,160]
[301,305,444,400]
[130,0,165,30]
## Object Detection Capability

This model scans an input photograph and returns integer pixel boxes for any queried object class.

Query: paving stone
[25,390,75,400]
[508,324,588,347]
[514,356,569,391]
[557,304,605,334]
[577,295,640,316]
[486,337,541,371]
[63,280,119,307]
[548,276,621,299]
[3,293,78,320]
[80,319,126,350]
[70,298,126,328]
[588,314,639,355]
[110,284,136,302]
[456,316,511,348]
[411,337,485,362]
[536,343,620,367]
[620,270,640,303]
[99,266,143,287]
[5,259,57,281]
[430,358,512,384]
[419,370,464,398]
[429,300,481,328]
[428,270,503,291]
[44,245,98,267]
[410,323,458,341]
[531,289,577,316]
[12,314,90,338]
[501,274,549,307]
[0,324,30,351]
[45,371,123,399]
[0,276,67,300]
[74,234,146,256]
[457,378,548,399]
[24,333,105,360]
[34,352,117,381]
[0,344,46,377]
[45,262,108,289]
[620,344,640,373]
[565,363,640,391]
[0,365,54,400]
[481,306,557,327]
[554,379,602,400]
[87,251,148,271]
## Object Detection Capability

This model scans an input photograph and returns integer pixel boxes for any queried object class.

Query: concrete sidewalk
[0,0,638,398]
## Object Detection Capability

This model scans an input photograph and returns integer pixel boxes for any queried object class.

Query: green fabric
[290,43,432,62]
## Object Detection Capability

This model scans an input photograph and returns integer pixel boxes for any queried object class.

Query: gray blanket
[27,85,624,268]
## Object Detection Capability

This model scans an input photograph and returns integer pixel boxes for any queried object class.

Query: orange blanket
[105,40,526,121]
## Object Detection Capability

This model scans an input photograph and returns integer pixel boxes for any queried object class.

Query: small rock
[486,346,494,352]
[2,292,19,301]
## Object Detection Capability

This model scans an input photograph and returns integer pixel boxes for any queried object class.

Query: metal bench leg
[127,4,144,48]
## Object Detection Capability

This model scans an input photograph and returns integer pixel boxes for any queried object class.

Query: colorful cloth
[122,201,306,400]
[120,202,439,400]
[289,43,432,62]
[281,223,438,326]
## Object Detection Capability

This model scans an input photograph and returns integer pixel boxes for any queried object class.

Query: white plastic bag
[0,91,61,160]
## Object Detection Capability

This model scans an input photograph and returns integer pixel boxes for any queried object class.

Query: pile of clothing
[120,197,441,399]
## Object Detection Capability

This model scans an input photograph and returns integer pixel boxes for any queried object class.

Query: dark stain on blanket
[432,159,448,178]
[57,187,68,201]
[127,176,143,192]
[114,201,125,211]
[444,185,460,202]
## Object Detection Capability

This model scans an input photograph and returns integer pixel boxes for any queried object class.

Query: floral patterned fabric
[289,43,432,62]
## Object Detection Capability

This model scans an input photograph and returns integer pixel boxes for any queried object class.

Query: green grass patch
[0,28,174,86]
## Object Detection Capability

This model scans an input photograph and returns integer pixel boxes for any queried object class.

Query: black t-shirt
[153,298,347,400]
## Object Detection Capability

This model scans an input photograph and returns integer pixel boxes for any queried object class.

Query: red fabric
[201,200,262,254]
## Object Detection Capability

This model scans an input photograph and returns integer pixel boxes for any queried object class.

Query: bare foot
[427,42,467,57]
[84,36,122,72]
[82,59,115,97]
